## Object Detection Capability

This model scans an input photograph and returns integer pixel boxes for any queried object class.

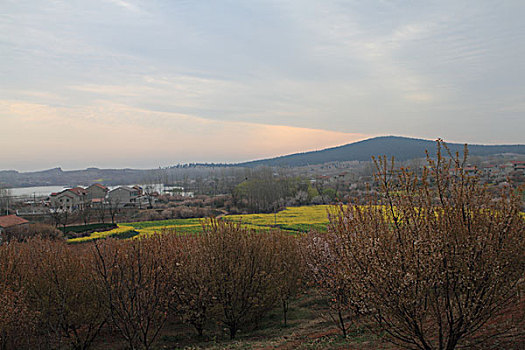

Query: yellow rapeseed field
[226,205,332,226]
[68,225,137,243]
[67,205,335,242]
[68,205,525,243]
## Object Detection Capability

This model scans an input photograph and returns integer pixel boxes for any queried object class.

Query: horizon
[3,135,524,173]
[2,1,524,171]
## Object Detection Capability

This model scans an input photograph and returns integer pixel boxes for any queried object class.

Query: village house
[86,183,109,201]
[108,186,150,207]
[0,214,29,236]
[49,187,88,211]
[47,184,159,211]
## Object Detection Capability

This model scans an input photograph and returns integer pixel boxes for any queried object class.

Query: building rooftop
[0,215,29,228]
[89,183,109,191]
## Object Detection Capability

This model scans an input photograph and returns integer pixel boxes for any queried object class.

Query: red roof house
[0,215,29,233]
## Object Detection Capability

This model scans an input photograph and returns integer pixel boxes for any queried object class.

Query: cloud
[104,0,143,14]
[1,0,524,171]
[0,100,369,170]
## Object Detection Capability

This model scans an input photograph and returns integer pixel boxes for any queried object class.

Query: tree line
[0,221,304,350]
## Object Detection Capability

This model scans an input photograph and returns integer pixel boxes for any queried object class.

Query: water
[9,185,70,198]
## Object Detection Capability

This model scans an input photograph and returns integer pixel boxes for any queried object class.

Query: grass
[122,218,203,229]
[277,223,328,233]
[60,222,116,234]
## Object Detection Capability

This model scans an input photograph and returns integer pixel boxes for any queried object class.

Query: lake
[10,185,70,198]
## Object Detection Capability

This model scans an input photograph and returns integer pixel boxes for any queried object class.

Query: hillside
[237,136,525,167]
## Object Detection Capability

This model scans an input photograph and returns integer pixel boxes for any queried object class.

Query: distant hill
[2,136,524,188]
[237,136,525,167]
[0,167,153,188]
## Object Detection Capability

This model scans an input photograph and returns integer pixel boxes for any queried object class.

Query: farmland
[67,225,139,243]
[66,204,525,243]
[67,205,333,242]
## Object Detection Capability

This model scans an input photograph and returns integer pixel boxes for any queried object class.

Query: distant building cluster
[49,184,154,212]
[461,160,525,181]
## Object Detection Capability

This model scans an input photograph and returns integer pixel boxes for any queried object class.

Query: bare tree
[48,206,64,228]
[78,198,92,225]
[61,208,70,233]
[0,240,37,349]
[47,205,69,232]
[95,201,106,224]
[142,185,156,209]
[106,197,121,224]
[0,185,10,215]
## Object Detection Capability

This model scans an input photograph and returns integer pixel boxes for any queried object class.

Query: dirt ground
[92,292,524,350]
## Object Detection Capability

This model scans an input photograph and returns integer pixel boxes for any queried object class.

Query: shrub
[3,223,63,242]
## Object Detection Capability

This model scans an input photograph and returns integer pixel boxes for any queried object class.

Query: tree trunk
[229,324,237,340]
[338,309,347,338]
[282,299,288,327]
[196,325,203,337]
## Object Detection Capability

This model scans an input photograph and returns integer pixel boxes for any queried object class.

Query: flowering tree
[166,233,214,337]
[0,241,36,349]
[200,219,280,339]
[330,141,525,349]
[272,231,304,327]
[21,239,107,350]
[301,231,355,337]
[92,235,176,350]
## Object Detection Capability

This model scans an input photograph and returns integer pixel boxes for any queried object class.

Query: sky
[1,0,524,171]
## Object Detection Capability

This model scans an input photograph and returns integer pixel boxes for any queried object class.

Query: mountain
[237,136,525,167]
